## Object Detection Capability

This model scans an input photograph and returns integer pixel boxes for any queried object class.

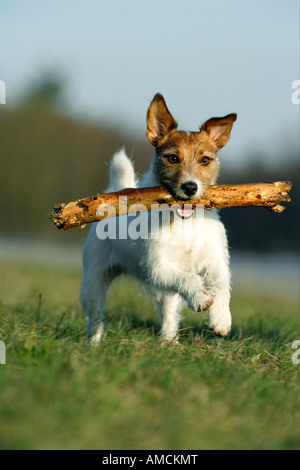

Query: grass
[0,259,299,450]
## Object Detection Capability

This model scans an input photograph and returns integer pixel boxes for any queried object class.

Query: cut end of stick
[268,204,286,213]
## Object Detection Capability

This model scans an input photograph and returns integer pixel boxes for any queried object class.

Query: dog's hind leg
[154,291,184,343]
[80,266,121,344]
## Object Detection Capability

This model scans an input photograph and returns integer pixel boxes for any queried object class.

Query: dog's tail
[107,148,137,192]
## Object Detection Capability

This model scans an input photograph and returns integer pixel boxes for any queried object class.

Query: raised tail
[106,148,137,192]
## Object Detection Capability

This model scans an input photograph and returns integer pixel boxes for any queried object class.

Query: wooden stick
[50,181,292,230]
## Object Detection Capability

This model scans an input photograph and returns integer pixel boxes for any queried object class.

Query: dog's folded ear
[146,93,178,146]
[201,113,237,150]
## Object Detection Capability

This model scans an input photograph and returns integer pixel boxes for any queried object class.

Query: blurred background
[0,0,299,297]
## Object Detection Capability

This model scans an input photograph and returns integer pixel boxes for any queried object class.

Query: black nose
[181,181,198,197]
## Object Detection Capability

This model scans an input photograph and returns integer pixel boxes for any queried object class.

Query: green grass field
[0,259,299,450]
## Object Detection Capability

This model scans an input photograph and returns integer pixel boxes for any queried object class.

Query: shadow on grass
[178,316,294,347]
[103,307,287,345]
[105,307,161,338]
[44,299,295,347]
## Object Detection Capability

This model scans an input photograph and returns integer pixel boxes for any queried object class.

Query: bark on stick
[50,181,292,231]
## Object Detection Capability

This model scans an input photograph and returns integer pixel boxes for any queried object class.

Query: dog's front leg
[150,259,212,313]
[204,258,232,337]
[153,291,184,342]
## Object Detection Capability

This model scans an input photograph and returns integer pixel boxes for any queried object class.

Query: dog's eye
[200,156,211,165]
[167,154,179,164]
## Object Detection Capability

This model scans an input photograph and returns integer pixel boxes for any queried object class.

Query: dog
[80,93,237,343]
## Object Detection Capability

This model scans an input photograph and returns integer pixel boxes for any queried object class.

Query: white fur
[107,148,137,192]
[80,149,232,343]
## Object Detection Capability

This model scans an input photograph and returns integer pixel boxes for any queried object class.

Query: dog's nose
[181,181,198,197]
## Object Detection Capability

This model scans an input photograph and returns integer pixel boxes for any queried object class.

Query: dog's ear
[146,93,177,146]
[201,113,237,149]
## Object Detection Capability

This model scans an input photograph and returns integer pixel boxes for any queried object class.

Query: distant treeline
[0,84,298,251]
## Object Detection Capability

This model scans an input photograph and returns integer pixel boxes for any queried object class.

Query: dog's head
[146,93,237,200]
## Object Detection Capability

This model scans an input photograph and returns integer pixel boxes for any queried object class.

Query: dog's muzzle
[175,181,198,218]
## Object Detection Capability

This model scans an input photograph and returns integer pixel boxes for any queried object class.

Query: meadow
[0,256,299,450]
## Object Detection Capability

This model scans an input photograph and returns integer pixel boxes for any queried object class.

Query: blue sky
[0,0,299,167]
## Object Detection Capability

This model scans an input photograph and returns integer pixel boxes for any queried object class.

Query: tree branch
[50,181,292,230]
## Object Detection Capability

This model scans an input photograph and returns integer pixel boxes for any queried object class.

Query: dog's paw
[210,324,231,337]
[197,293,213,312]
[188,289,213,313]
[159,335,181,346]
[208,313,232,337]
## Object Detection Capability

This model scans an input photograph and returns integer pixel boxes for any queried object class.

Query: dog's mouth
[175,207,194,219]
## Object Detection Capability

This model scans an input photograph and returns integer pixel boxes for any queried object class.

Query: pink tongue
[176,208,193,218]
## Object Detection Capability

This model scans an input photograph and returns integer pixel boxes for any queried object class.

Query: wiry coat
[80,94,236,343]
